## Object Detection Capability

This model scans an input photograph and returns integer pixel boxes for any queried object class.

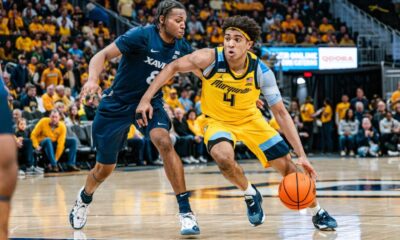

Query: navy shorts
[92,93,170,164]
[0,79,13,134]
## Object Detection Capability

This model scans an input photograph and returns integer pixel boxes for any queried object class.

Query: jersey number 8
[146,70,160,85]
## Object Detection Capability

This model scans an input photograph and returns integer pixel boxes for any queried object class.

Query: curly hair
[222,16,262,42]
[154,0,186,26]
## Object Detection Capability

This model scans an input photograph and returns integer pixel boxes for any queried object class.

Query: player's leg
[242,118,337,230]
[147,105,199,235]
[0,135,18,240]
[69,97,131,230]
[204,120,264,226]
[0,75,18,239]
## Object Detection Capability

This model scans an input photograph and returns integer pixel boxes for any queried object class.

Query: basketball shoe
[312,209,337,230]
[179,212,200,235]
[244,185,265,226]
[69,187,90,229]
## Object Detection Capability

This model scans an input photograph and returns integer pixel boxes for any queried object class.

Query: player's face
[164,8,187,39]
[224,29,253,61]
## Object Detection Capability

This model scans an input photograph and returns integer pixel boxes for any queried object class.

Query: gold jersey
[201,47,262,124]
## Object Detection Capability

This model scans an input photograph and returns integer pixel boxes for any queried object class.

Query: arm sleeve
[257,61,282,107]
[115,27,147,54]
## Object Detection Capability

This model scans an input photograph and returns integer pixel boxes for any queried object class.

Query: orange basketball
[278,172,316,210]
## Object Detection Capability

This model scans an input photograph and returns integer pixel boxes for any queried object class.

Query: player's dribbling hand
[136,99,153,127]
[296,156,317,181]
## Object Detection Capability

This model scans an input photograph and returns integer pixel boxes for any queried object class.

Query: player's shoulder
[256,59,271,74]
[175,38,193,55]
[124,25,152,38]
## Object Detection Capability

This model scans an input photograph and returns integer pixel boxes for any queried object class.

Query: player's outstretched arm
[136,48,214,127]
[270,102,317,180]
[82,42,122,97]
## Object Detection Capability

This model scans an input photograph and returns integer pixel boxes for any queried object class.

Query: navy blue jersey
[113,25,192,104]
[0,77,13,134]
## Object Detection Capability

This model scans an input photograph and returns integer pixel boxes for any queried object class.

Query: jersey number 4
[223,93,236,106]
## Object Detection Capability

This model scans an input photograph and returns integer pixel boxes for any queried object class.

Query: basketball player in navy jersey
[0,64,18,239]
[69,1,199,235]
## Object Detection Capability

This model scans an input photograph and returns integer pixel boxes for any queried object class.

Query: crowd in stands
[276,86,400,158]
[0,0,397,177]
[116,0,356,47]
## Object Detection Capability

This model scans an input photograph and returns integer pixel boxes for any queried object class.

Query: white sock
[309,203,323,216]
[244,182,256,196]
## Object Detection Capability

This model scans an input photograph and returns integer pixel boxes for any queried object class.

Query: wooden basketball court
[9,156,400,239]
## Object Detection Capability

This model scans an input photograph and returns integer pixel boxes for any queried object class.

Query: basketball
[278,172,316,210]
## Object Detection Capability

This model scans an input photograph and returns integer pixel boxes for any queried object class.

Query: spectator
[20,83,39,113]
[300,96,315,152]
[288,99,300,118]
[354,102,365,125]
[379,111,400,156]
[0,14,10,35]
[40,60,63,89]
[11,54,29,93]
[65,105,80,126]
[28,56,38,77]
[319,17,335,33]
[41,84,55,114]
[356,117,380,157]
[338,109,359,157]
[0,39,14,61]
[59,18,71,37]
[293,115,310,150]
[56,9,73,29]
[54,85,71,108]
[339,33,355,46]
[188,15,205,35]
[391,82,400,107]
[172,108,199,164]
[22,2,37,18]
[30,110,80,172]
[335,94,350,126]
[54,101,67,120]
[179,88,193,112]
[350,88,369,110]
[94,21,110,40]
[15,118,42,174]
[118,0,134,20]
[12,109,22,126]
[320,98,333,153]
[47,0,59,14]
[68,42,83,60]
[15,29,33,52]
[186,110,207,163]
[43,16,56,36]
[372,100,387,131]
[166,88,184,110]
[29,15,44,34]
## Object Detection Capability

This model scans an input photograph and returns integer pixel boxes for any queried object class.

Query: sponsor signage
[261,47,358,71]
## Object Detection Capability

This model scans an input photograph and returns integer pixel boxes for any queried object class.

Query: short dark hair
[222,16,261,42]
[155,0,186,26]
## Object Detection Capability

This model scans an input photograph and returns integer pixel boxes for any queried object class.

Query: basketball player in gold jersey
[136,16,337,230]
